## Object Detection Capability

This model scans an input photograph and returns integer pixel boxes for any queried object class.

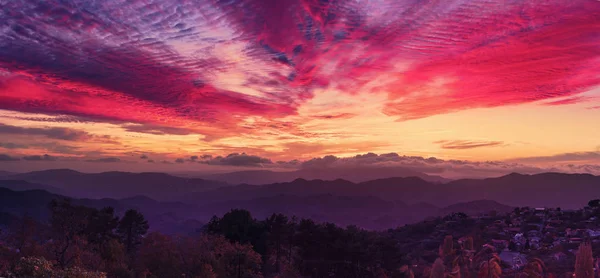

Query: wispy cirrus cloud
[541,96,594,106]
[434,140,505,150]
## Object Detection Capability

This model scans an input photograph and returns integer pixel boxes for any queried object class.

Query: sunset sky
[0,0,599,177]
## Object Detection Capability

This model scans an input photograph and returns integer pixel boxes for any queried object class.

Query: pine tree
[431,258,445,278]
[575,242,594,278]
[116,209,149,256]
[465,236,474,251]
[443,235,454,256]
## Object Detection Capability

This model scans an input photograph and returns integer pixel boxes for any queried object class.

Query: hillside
[0,186,509,231]
[0,187,202,235]
[1,169,228,200]
[0,179,65,195]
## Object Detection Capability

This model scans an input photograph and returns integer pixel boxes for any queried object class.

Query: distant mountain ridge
[182,172,600,209]
[2,169,599,210]
[197,166,451,184]
[0,169,228,200]
[0,187,202,235]
[0,179,65,195]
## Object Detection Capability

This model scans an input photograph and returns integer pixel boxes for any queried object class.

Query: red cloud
[0,0,598,136]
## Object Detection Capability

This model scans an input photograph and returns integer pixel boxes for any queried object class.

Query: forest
[1,198,598,278]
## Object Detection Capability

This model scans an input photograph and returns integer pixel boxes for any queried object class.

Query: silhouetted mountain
[0,187,202,235]
[180,176,439,205]
[0,170,15,177]
[0,179,65,195]
[183,172,600,209]
[199,166,450,185]
[1,169,229,200]
[0,186,512,232]
[441,172,600,208]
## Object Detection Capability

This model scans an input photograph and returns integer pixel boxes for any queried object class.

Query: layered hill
[0,169,228,200]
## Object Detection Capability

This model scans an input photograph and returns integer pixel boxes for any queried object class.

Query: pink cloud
[0,0,598,137]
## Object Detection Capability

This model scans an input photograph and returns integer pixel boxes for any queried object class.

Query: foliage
[575,242,594,278]
[4,201,600,278]
[116,209,149,255]
[12,257,54,278]
[587,199,600,208]
[8,257,107,278]
[430,258,445,278]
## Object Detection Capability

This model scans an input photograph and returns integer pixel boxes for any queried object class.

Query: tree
[86,207,119,246]
[264,213,290,274]
[575,242,594,278]
[136,232,182,277]
[116,209,149,256]
[206,209,256,245]
[48,199,92,269]
[430,258,445,278]
[8,215,43,257]
[588,199,600,208]
[440,235,454,257]
[464,236,474,251]
[205,209,267,258]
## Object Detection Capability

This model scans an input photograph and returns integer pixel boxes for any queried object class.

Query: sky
[0,0,599,177]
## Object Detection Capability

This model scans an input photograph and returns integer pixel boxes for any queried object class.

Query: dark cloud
[296,152,551,179]
[86,157,121,163]
[0,123,91,141]
[508,151,600,164]
[301,155,340,169]
[199,153,272,167]
[0,142,29,149]
[0,123,118,144]
[434,140,505,150]
[140,154,148,159]
[190,155,198,161]
[311,113,356,120]
[23,154,57,161]
[122,124,193,136]
[34,142,81,154]
[175,158,185,163]
[0,154,20,161]
[147,159,155,163]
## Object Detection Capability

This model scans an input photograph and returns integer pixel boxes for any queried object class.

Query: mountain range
[2,169,599,209]
[1,168,599,232]
[0,186,512,232]
[0,169,227,200]
[196,166,450,184]
[178,173,600,209]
